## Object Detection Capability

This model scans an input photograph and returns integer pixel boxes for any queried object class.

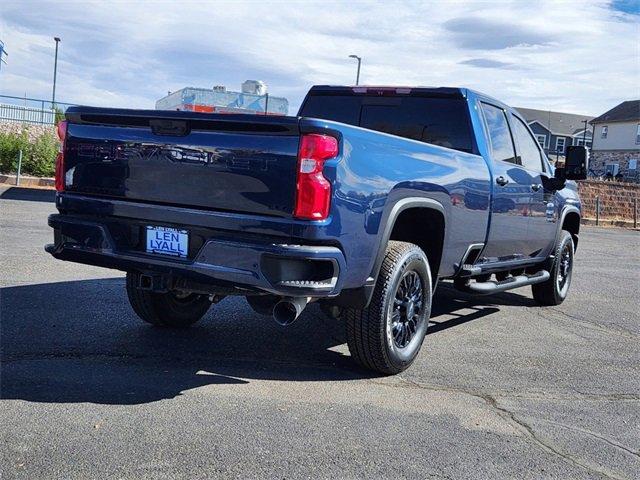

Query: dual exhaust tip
[272,297,310,326]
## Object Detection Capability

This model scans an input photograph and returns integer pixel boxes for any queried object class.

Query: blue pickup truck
[46,85,588,374]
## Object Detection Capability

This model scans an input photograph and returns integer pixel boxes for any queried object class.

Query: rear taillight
[54,120,67,192]
[294,133,338,220]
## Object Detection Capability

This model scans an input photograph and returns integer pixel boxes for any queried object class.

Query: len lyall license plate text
[146,226,188,258]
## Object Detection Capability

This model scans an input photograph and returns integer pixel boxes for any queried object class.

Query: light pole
[52,37,61,108]
[0,40,7,75]
[348,54,361,85]
[582,119,588,147]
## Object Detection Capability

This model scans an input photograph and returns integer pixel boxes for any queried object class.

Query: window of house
[535,134,546,149]
[573,137,593,149]
[605,163,619,176]
[556,137,566,153]
[511,114,545,172]
[601,125,608,138]
[480,103,517,164]
[636,124,640,145]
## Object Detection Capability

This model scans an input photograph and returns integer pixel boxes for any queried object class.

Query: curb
[581,218,638,229]
[0,174,54,189]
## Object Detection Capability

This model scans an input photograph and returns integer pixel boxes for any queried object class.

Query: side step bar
[467,270,550,295]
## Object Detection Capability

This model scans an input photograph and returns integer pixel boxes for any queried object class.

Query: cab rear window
[299,95,474,154]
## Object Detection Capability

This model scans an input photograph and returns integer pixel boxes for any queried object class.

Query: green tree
[54,107,65,124]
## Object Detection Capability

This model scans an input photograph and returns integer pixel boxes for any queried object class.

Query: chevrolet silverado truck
[46,85,588,374]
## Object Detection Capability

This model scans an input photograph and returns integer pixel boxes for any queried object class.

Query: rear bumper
[46,214,346,297]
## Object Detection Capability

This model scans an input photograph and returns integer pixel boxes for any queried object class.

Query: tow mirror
[552,146,589,189]
[564,146,589,180]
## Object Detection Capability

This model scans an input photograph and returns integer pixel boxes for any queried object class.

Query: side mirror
[564,146,589,180]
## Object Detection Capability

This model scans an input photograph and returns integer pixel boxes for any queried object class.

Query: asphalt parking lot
[1,185,638,479]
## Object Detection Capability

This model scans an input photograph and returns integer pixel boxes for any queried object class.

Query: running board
[467,270,550,295]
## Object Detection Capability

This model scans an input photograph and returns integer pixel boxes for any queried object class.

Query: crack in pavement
[492,391,640,402]
[482,394,627,480]
[381,376,630,480]
[369,378,640,402]
[538,307,639,341]
[537,419,640,459]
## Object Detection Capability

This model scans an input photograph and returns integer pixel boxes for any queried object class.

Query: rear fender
[331,197,447,309]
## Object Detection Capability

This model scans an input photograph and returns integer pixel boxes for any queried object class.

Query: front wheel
[532,230,575,306]
[345,241,432,375]
[126,272,212,327]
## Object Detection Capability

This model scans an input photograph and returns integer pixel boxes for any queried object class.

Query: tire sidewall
[552,232,574,302]
[383,249,432,370]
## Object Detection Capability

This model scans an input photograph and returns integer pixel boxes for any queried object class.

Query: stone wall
[577,180,639,222]
[590,150,639,182]
[0,121,56,142]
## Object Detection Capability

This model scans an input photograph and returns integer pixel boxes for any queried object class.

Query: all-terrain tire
[126,272,212,327]
[345,241,432,375]
[532,230,574,306]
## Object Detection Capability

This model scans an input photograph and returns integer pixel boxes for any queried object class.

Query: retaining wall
[577,180,638,223]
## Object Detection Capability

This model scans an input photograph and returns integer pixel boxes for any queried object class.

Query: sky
[0,0,638,116]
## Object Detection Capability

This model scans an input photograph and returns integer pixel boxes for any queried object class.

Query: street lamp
[348,54,361,85]
[52,37,61,108]
[0,40,8,75]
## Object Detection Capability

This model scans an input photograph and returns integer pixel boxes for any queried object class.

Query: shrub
[24,132,58,176]
[0,128,59,177]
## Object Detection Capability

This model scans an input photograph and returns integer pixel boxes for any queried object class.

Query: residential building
[589,100,640,181]
[516,107,593,158]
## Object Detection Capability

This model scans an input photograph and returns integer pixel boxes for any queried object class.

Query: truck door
[509,113,557,258]
[479,102,532,261]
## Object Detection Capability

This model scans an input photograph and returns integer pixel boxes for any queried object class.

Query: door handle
[496,176,509,186]
[531,183,542,192]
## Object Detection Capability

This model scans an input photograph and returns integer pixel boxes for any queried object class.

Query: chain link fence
[0,94,76,125]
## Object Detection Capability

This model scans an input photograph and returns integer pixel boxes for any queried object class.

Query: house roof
[589,100,640,125]
[515,107,593,137]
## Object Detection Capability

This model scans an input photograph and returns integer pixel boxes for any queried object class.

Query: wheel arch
[328,197,447,310]
[385,204,446,285]
[559,207,580,251]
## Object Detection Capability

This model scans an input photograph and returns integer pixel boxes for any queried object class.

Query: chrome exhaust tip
[272,297,309,326]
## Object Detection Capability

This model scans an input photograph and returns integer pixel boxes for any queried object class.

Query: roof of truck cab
[306,85,514,109]
[307,85,466,98]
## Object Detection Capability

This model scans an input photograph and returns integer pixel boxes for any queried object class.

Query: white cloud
[0,0,638,115]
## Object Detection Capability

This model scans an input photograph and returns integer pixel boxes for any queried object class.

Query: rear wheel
[345,241,432,375]
[126,272,212,327]
[532,230,574,306]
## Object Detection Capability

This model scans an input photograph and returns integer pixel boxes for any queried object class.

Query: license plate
[146,226,188,258]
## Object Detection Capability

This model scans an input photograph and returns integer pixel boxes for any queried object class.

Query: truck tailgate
[63,107,301,217]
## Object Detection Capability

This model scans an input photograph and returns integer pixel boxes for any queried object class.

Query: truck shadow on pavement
[0,186,55,203]
[0,278,535,405]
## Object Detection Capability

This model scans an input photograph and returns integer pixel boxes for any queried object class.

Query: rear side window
[299,95,474,153]
[480,103,517,164]
[511,115,545,172]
